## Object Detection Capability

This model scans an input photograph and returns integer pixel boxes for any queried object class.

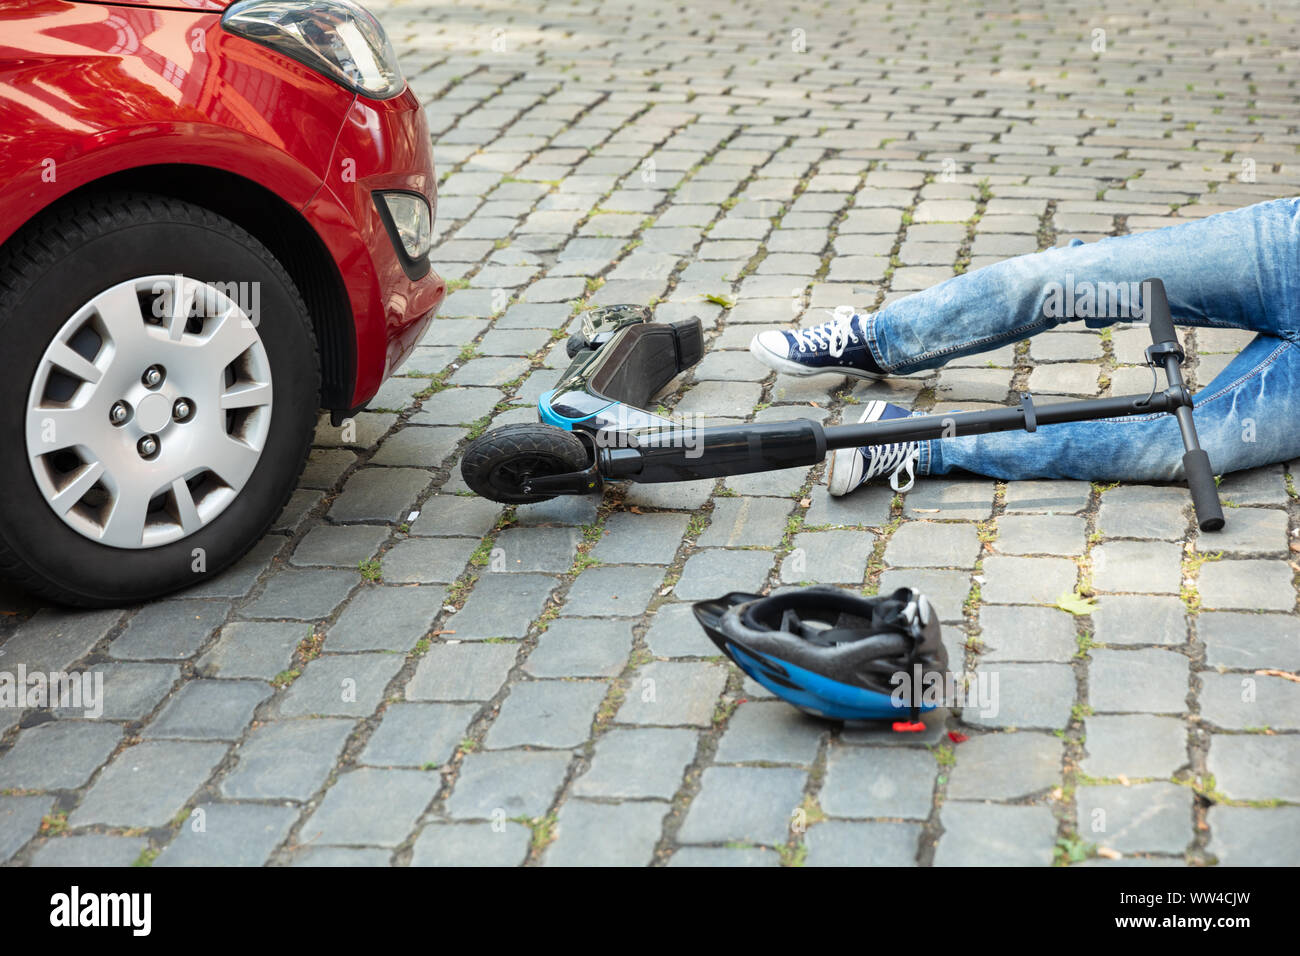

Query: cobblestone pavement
[3,0,1300,867]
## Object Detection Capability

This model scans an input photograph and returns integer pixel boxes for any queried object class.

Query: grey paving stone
[820,746,935,819]
[0,721,122,790]
[1089,648,1188,715]
[242,569,357,620]
[286,845,390,866]
[313,410,395,449]
[406,642,518,701]
[1092,541,1182,594]
[1207,806,1300,866]
[1002,480,1092,514]
[947,732,1062,799]
[644,602,711,658]
[276,653,404,718]
[361,702,478,767]
[1076,782,1192,855]
[410,388,501,426]
[980,556,1078,604]
[804,483,895,529]
[1091,595,1187,646]
[444,572,556,638]
[157,803,298,866]
[885,521,980,568]
[372,426,465,468]
[69,741,228,828]
[381,537,478,584]
[525,618,632,678]
[905,479,995,520]
[781,530,875,584]
[994,514,1087,556]
[0,795,53,862]
[715,701,825,765]
[699,497,791,547]
[1206,735,1300,801]
[668,846,781,867]
[446,749,572,820]
[674,550,772,600]
[1199,612,1300,671]
[573,727,698,800]
[1215,466,1290,506]
[144,679,271,740]
[491,526,581,572]
[329,468,432,522]
[977,606,1077,662]
[963,662,1076,730]
[1097,485,1189,539]
[30,834,148,867]
[299,768,438,847]
[291,525,391,567]
[622,479,715,510]
[409,495,502,537]
[617,661,728,727]
[805,821,921,867]
[275,488,325,532]
[678,766,808,845]
[1200,673,1300,730]
[1203,507,1290,556]
[878,568,972,623]
[51,662,179,722]
[933,803,1057,866]
[327,585,446,652]
[299,448,357,489]
[593,513,691,564]
[485,680,607,749]
[543,800,666,866]
[508,489,598,524]
[1198,559,1295,611]
[409,822,532,866]
[1082,715,1187,778]
[220,718,354,800]
[198,621,304,681]
[563,566,664,617]
[110,600,229,660]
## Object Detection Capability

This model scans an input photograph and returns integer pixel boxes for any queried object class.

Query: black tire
[461,423,589,504]
[565,330,589,359]
[0,192,320,606]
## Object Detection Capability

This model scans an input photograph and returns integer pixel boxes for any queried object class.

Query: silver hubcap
[25,275,273,549]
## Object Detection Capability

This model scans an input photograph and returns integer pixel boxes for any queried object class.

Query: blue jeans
[864,197,1300,480]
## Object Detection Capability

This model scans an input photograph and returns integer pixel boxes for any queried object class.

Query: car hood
[76,0,234,11]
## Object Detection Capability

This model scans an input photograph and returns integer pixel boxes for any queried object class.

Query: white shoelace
[792,306,859,358]
[867,442,919,492]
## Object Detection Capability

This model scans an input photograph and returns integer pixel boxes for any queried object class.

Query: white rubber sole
[748,335,887,380]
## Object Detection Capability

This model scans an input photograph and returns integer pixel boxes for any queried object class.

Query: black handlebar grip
[1143,277,1177,346]
[1183,448,1225,532]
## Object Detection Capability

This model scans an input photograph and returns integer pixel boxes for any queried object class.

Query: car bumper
[304,86,445,409]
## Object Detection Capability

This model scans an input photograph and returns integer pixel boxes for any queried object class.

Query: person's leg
[870,197,1300,374]
[923,335,1300,481]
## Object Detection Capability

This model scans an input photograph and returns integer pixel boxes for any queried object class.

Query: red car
[0,0,444,605]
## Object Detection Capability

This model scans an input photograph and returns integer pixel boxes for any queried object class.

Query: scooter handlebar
[1144,276,1177,346]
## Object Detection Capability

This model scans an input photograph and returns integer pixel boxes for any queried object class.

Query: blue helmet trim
[727,642,931,722]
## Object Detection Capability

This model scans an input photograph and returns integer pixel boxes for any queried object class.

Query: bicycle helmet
[692,586,948,723]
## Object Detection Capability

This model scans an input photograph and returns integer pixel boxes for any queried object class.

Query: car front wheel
[0,193,320,605]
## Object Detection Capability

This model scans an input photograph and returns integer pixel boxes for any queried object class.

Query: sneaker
[750,306,885,378]
[827,401,920,497]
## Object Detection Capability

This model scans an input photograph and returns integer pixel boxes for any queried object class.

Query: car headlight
[379,192,432,260]
[222,0,405,99]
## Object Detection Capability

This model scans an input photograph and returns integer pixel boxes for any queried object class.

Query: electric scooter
[460,277,1226,533]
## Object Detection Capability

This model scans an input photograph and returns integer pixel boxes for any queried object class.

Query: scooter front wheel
[460,423,590,504]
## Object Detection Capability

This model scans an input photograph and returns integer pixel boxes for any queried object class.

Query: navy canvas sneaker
[827,401,921,496]
[750,306,886,378]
